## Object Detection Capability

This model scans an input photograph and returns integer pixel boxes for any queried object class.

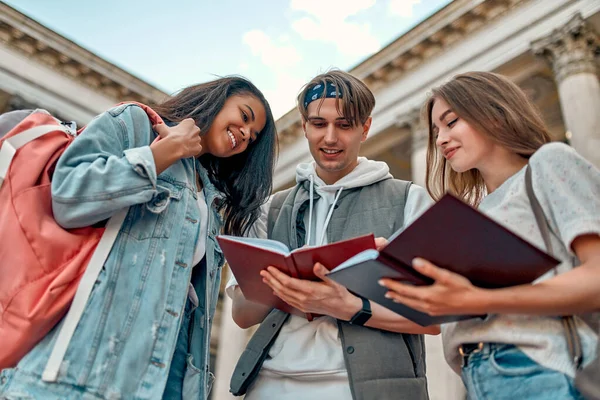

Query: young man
[226,70,438,400]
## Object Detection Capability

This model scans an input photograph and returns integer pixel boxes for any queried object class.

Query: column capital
[531,13,600,83]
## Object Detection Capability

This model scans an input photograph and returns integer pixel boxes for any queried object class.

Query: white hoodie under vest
[227,157,432,400]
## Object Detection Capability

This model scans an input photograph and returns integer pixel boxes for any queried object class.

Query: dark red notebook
[217,234,376,320]
[327,194,561,326]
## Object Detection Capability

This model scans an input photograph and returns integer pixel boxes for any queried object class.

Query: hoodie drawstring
[318,187,343,246]
[306,175,314,247]
[306,174,344,247]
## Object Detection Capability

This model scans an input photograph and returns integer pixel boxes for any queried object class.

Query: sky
[4,0,452,119]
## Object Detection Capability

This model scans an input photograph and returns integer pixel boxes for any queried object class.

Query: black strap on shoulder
[229,310,290,395]
[525,164,583,370]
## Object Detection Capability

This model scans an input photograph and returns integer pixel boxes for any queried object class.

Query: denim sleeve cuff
[124,145,157,188]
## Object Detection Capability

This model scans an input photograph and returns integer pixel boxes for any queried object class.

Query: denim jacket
[0,104,225,400]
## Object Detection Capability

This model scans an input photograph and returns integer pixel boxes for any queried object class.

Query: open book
[217,233,376,320]
[327,194,560,326]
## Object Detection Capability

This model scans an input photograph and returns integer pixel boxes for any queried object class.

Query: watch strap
[349,295,372,326]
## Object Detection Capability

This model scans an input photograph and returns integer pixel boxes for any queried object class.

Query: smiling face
[303,98,371,184]
[202,94,267,158]
[430,97,499,173]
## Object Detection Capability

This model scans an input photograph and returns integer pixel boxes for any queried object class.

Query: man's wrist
[338,294,363,321]
[348,295,372,326]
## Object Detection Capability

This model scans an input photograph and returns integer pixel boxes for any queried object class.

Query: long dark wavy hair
[153,76,278,236]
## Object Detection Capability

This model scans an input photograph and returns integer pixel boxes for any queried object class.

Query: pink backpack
[0,103,162,380]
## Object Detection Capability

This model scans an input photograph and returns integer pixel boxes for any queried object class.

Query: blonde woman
[381,72,599,400]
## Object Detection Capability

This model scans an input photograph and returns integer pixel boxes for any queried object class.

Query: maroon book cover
[218,233,376,320]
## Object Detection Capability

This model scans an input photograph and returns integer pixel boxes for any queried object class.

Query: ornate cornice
[276,0,528,148]
[531,13,600,84]
[0,2,168,104]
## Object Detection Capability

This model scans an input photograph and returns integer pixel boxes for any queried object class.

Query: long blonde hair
[424,71,552,206]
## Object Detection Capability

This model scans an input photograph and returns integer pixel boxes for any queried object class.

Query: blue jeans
[461,344,584,400]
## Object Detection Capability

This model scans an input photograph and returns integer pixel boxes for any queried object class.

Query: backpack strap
[229,310,290,396]
[524,165,583,371]
[42,208,128,382]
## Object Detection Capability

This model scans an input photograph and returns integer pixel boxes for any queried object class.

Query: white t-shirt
[192,189,208,266]
[226,185,433,400]
[442,143,600,376]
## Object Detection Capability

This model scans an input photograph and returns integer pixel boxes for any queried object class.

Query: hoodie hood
[295,157,392,246]
[296,157,392,191]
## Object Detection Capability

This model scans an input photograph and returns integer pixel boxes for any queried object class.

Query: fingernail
[384,292,392,299]
[412,258,425,268]
[378,280,386,287]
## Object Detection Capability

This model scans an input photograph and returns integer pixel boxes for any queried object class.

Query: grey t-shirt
[443,142,600,377]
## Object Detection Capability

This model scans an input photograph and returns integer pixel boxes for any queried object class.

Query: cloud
[263,72,307,119]
[240,29,306,118]
[289,0,380,57]
[242,29,302,68]
[290,0,375,21]
[389,0,421,18]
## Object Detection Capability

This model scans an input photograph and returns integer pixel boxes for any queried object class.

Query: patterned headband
[303,81,343,108]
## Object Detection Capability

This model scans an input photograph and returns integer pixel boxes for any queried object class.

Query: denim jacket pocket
[121,179,184,240]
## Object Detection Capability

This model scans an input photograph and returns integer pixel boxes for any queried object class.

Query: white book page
[219,235,291,255]
[329,249,380,272]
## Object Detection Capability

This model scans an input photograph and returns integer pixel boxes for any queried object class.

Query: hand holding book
[260,262,364,322]
[378,257,487,317]
[218,233,377,320]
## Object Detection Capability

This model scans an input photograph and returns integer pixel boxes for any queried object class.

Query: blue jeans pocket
[489,345,546,376]
[463,345,585,400]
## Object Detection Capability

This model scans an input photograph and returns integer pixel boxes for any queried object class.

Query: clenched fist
[153,118,203,159]
[150,118,204,175]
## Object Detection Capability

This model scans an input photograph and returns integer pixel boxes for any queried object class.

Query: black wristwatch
[349,295,372,326]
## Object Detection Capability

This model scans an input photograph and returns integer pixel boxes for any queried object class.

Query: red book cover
[218,234,376,320]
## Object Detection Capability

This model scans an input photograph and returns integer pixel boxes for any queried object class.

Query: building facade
[2,0,599,399]
[0,2,166,122]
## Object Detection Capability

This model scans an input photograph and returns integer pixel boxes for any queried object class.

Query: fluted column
[212,267,250,400]
[532,13,600,167]
[397,109,466,400]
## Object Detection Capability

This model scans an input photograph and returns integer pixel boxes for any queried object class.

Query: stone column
[532,13,600,168]
[396,109,428,188]
[212,267,250,400]
[397,109,466,400]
